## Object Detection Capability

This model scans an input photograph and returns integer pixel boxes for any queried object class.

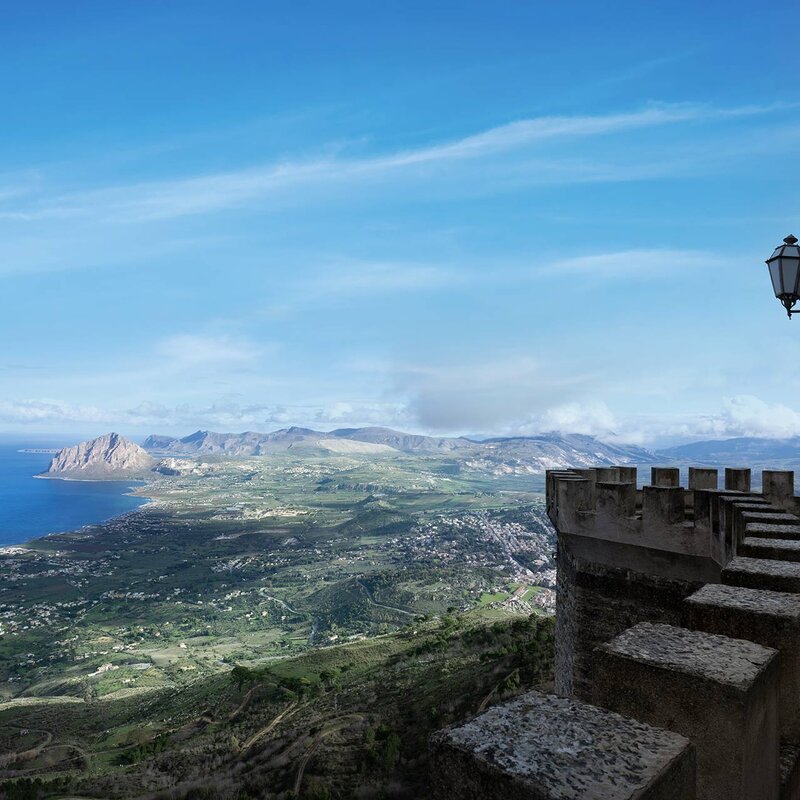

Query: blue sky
[1,0,800,446]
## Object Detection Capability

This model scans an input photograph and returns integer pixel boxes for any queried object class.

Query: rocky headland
[42,432,156,479]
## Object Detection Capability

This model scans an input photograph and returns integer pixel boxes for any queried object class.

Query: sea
[0,442,147,547]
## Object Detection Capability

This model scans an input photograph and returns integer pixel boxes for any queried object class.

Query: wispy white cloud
[0,396,410,436]
[156,334,261,367]
[0,102,782,225]
[310,260,462,296]
[538,248,721,280]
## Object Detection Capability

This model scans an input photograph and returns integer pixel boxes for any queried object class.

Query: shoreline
[33,473,150,483]
[0,473,156,551]
[0,500,156,552]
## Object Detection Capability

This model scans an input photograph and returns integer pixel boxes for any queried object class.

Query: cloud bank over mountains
[3,393,800,449]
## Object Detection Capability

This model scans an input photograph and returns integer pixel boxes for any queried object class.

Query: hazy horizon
[5,422,800,454]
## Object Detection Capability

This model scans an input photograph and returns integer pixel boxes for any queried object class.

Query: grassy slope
[0,609,554,800]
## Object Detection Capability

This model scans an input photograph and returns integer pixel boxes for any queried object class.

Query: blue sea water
[0,443,147,547]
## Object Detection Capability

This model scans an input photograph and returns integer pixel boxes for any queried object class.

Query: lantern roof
[767,234,800,263]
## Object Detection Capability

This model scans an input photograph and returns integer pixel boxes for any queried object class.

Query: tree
[383,732,401,770]
[230,665,254,691]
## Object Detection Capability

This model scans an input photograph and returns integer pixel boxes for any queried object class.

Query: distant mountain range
[142,427,474,456]
[141,426,656,472]
[44,428,800,482]
[659,436,800,466]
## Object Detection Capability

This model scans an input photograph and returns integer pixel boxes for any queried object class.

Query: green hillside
[0,609,554,800]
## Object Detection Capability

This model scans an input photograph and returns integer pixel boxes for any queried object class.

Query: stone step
[744,523,800,540]
[592,622,779,800]
[723,557,800,593]
[740,538,800,562]
[429,689,695,800]
[684,583,800,743]
[734,511,800,543]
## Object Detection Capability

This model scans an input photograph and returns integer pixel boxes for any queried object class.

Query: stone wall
[556,536,703,699]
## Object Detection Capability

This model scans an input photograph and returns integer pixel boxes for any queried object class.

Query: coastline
[0,452,155,548]
[31,472,158,507]
[34,473,150,483]
[0,497,156,552]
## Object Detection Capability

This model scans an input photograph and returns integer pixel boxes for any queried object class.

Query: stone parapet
[740,537,800,562]
[592,622,780,800]
[684,583,800,742]
[429,690,695,800]
[547,467,797,566]
[723,557,800,593]
[555,534,712,699]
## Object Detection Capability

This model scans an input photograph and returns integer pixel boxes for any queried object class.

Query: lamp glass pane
[781,256,800,297]
[769,261,784,296]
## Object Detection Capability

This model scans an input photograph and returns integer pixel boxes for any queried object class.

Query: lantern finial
[785,234,798,245]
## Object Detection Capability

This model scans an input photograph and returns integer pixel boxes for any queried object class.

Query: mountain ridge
[140,426,656,470]
[659,435,800,465]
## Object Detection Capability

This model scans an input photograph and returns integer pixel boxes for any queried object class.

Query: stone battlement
[431,464,800,800]
[547,466,798,566]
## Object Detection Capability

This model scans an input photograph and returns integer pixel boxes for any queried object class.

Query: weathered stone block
[546,471,589,523]
[744,522,800,540]
[429,690,695,800]
[684,583,800,742]
[652,467,681,487]
[595,466,635,483]
[739,537,800,562]
[735,512,800,543]
[596,480,636,518]
[689,467,718,490]
[723,557,800,594]
[642,485,685,526]
[762,470,796,513]
[726,468,752,492]
[592,622,779,800]
[553,475,593,530]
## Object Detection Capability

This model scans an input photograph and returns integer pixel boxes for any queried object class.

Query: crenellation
[725,467,752,492]
[642,484,686,527]
[594,480,636,519]
[652,466,681,487]
[740,536,800,562]
[718,496,770,561]
[689,467,718,490]
[545,470,586,519]
[731,507,795,543]
[593,622,780,800]
[684,583,800,743]
[763,469,797,513]
[553,476,593,531]
[548,468,787,566]
[742,522,800,540]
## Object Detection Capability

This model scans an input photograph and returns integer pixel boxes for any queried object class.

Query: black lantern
[766,234,800,318]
